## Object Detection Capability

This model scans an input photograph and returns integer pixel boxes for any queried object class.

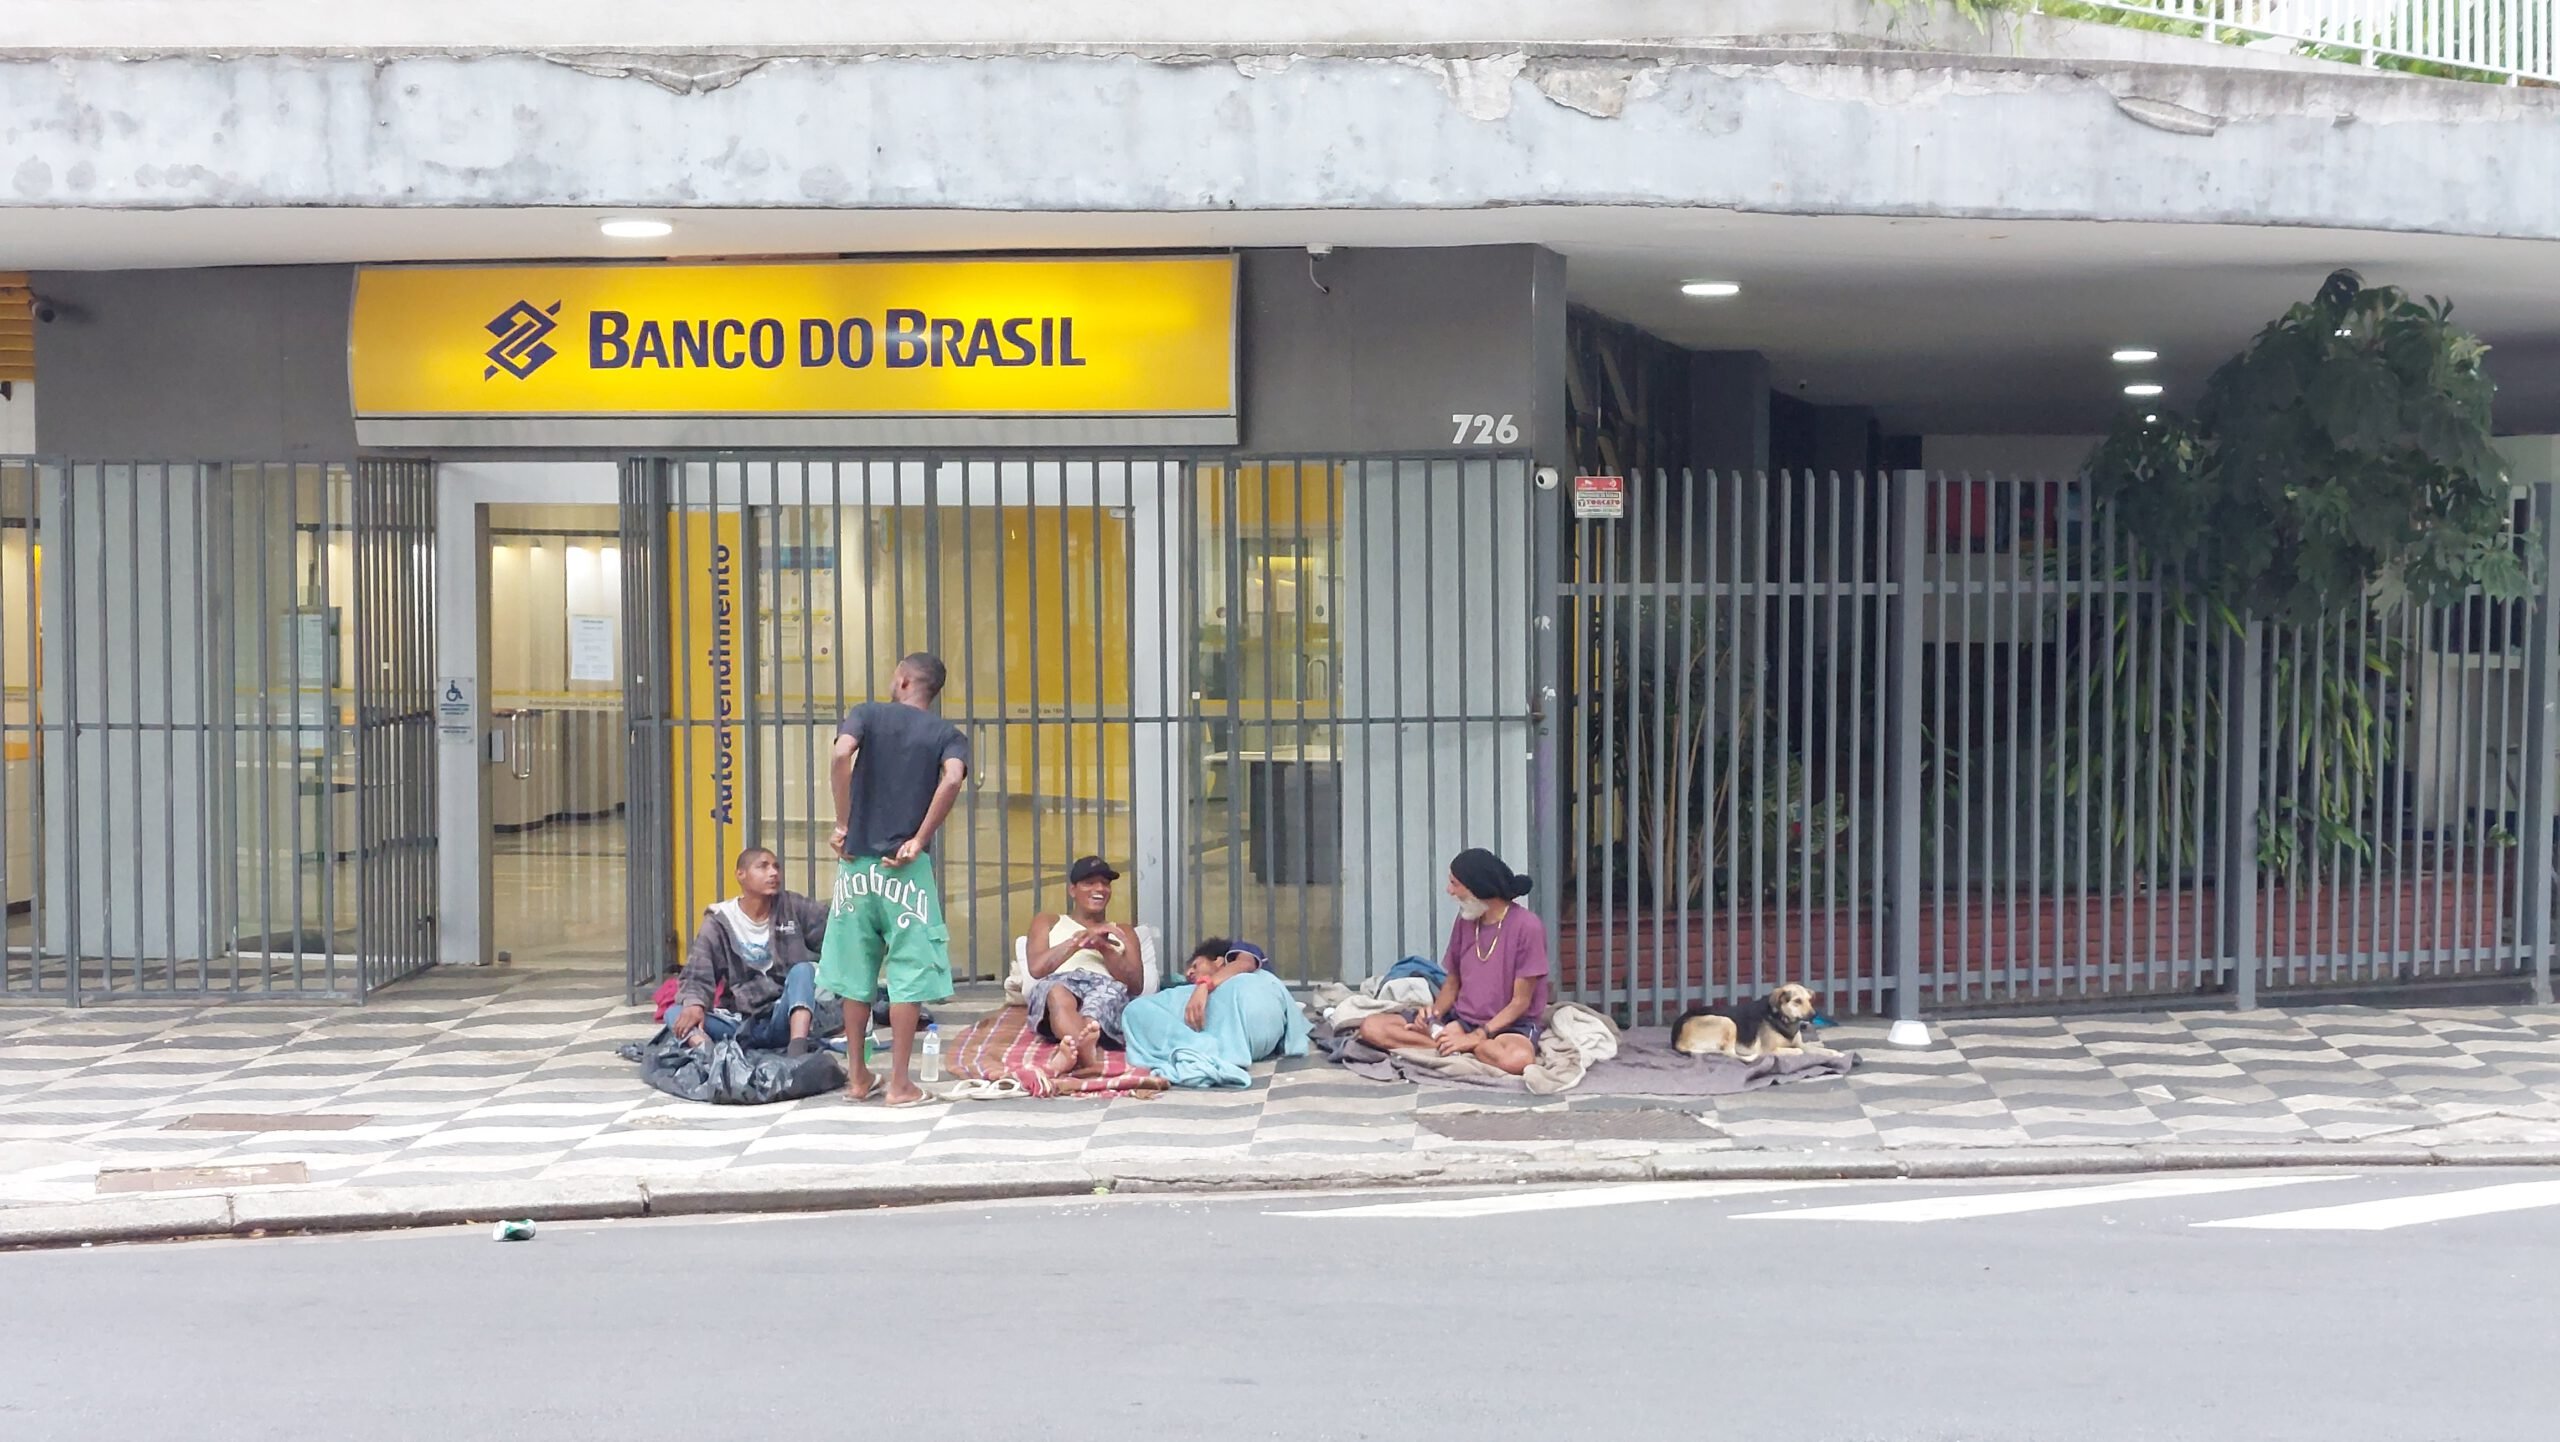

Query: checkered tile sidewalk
[8,962,2560,1205]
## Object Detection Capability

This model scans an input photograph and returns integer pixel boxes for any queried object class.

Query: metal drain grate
[1419,1110,1718,1143]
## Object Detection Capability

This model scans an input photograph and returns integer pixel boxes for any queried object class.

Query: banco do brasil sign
[348,254,1237,444]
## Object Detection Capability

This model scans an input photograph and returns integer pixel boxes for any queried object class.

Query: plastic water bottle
[919,1024,943,1084]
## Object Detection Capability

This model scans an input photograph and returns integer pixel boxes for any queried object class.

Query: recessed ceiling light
[600,218,673,239]
[2124,383,2165,398]
[2112,348,2159,364]
[2144,413,2159,423]
[1681,281,1741,298]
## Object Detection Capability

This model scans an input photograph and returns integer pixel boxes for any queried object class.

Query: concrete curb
[10,1141,2560,1250]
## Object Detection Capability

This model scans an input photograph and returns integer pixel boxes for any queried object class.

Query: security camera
[32,301,57,324]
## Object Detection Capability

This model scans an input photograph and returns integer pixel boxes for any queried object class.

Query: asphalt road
[6,1167,2559,1442]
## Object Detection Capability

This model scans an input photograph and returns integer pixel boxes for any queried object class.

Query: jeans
[699,962,839,1049]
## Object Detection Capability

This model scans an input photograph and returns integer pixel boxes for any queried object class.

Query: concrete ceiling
[4,204,2554,434]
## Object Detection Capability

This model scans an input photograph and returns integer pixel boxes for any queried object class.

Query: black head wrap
[1450,848,1532,903]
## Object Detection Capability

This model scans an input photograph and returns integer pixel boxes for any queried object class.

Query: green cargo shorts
[816,853,955,1008]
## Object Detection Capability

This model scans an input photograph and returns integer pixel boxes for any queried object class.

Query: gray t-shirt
[837,701,970,859]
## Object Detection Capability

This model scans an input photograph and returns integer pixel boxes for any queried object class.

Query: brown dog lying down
[1669,983,1828,1060]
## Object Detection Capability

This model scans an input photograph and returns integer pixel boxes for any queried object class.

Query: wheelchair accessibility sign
[437,677,478,744]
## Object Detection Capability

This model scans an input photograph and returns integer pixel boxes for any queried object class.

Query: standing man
[819,652,969,1105]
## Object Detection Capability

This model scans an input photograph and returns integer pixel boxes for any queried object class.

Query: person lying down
[1117,939,1311,1089]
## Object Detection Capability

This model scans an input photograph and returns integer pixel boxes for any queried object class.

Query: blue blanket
[1118,970,1311,1089]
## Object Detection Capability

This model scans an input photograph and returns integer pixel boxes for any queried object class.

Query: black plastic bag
[625,1035,846,1105]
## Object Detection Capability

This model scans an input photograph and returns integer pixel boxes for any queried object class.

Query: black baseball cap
[1069,856,1121,884]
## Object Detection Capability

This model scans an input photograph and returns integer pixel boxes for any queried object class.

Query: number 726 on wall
[1451,413,1521,446]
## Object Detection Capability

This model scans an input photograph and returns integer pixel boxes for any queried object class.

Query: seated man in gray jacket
[665,847,844,1056]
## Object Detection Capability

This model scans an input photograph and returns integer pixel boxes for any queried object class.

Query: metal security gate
[0,458,440,1003]
[618,453,1544,1003]
[352,461,441,993]
[1560,470,2560,1023]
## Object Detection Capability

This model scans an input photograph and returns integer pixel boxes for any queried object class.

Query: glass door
[486,505,628,975]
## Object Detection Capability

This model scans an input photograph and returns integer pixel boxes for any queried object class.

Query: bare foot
[1073,1024,1107,1078]
[843,1065,878,1103]
[883,1080,928,1106]
[1042,1030,1084,1079]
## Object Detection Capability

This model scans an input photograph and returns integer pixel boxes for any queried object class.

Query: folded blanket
[1120,970,1312,1088]
[1314,1002,1622,1095]
[1309,977,1439,1030]
[1580,1033,1860,1094]
[943,1005,1169,1099]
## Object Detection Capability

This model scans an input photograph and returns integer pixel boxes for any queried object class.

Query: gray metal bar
[1491,458,1513,987]
[2096,495,2122,993]
[1600,472,1623,1014]
[1724,472,1745,1004]
[0,464,18,994]
[1562,474,1585,998]
[1528,456,1563,1006]
[58,465,80,1000]
[2289,618,2312,975]
[124,468,148,985]
[1931,476,1952,1000]
[1955,474,1977,1002]
[210,464,233,993]
[1775,472,1796,995]
[319,469,340,987]
[2142,530,2167,993]
[1287,458,1311,981]
[1117,458,1145,973]
[1649,465,1669,1010]
[1748,474,1769,998]
[2489,574,2523,977]
[1818,471,1840,1004]
[2004,476,2027,1000]
[2519,484,2559,1003]
[2222,617,2265,1008]
[1887,473,1926,1028]
[1386,461,1408,965]
[1851,473,1875,1011]
[2453,590,2490,979]
[672,466,698,931]
[952,461,979,977]
[1676,471,1700,1009]
[2033,478,2056,998]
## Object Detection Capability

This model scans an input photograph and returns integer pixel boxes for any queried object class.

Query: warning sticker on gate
[1573,475,1625,520]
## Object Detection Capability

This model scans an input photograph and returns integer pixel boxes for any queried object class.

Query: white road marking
[2196,1178,2560,1231]
[1734,1173,2329,1223]
[1269,1180,1808,1219]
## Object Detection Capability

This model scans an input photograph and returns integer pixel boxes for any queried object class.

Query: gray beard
[1456,898,1489,922]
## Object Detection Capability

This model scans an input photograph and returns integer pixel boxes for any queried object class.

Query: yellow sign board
[669,506,746,935]
[348,255,1237,422]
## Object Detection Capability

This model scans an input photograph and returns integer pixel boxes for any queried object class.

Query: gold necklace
[1472,915,1504,961]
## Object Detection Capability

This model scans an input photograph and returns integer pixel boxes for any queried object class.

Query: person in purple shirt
[1357,848,1551,1075]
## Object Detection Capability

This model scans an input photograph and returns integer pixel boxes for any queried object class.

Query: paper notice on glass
[568,614,616,683]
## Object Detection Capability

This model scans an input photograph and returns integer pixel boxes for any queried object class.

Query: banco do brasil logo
[484,300,564,380]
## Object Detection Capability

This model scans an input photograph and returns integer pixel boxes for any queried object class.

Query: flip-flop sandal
[840,1076,880,1104]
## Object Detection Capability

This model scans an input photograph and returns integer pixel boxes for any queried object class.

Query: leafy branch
[2088,270,2519,624]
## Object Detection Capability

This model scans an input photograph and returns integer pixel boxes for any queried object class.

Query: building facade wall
[32,246,1565,464]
